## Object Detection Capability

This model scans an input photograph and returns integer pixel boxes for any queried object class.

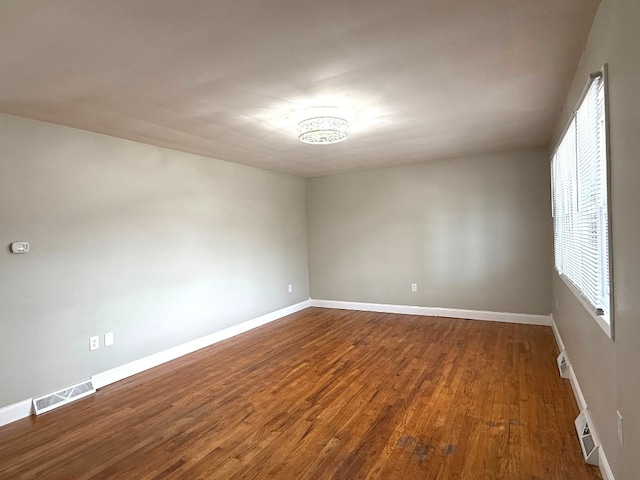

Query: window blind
[551,73,610,318]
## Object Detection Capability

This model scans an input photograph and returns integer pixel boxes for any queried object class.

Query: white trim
[550,316,616,480]
[0,399,33,427]
[567,365,588,412]
[550,314,566,351]
[551,316,588,411]
[309,299,551,326]
[550,315,589,408]
[92,300,310,389]
[598,448,615,480]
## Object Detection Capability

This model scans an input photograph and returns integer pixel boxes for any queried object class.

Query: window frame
[551,65,614,339]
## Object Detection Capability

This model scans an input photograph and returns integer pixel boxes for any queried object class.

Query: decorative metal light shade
[298,116,349,145]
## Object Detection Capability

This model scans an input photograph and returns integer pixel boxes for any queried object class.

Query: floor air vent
[33,380,96,415]
[575,409,599,466]
[556,351,570,379]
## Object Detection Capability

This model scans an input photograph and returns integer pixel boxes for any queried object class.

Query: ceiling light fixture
[298,116,349,145]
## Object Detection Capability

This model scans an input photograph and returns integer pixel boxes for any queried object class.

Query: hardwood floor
[0,308,601,479]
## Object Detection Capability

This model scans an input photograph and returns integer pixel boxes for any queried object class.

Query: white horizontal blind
[551,74,609,318]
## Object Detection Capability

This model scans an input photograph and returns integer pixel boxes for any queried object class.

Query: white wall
[551,1,640,478]
[306,148,552,315]
[0,113,309,407]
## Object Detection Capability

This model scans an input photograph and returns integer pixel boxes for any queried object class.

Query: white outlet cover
[411,283,417,292]
[288,284,293,293]
[617,410,623,445]
[105,331,114,347]
[89,336,99,351]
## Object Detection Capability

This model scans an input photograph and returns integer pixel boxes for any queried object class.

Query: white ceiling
[0,1,599,177]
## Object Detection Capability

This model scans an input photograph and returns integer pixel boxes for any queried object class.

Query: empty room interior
[0,1,638,479]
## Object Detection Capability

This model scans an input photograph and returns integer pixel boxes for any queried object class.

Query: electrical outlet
[288,284,293,293]
[556,298,559,310]
[105,331,114,347]
[89,336,99,351]
[617,410,624,445]
[411,283,417,292]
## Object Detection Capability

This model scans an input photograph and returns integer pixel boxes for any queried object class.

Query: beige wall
[307,148,552,315]
[0,113,309,407]
[551,1,640,478]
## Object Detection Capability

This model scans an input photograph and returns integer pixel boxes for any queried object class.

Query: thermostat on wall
[11,242,30,254]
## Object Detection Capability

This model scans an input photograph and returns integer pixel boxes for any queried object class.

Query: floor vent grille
[32,380,95,415]
[557,351,570,379]
[575,409,599,466]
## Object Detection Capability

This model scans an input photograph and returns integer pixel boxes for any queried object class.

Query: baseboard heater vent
[32,380,95,415]
[557,350,570,379]
[575,409,599,466]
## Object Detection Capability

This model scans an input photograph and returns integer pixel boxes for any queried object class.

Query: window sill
[558,273,613,340]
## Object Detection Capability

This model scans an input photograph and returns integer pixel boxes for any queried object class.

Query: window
[551,67,612,337]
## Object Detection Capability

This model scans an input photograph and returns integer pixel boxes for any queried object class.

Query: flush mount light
[298,116,349,145]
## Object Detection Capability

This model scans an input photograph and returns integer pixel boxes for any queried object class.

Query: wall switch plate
[104,332,114,347]
[617,410,624,445]
[288,284,293,293]
[89,336,99,351]
[411,283,417,292]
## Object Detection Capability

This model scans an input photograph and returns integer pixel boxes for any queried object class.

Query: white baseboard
[550,315,587,411]
[92,299,310,389]
[550,314,566,351]
[0,399,33,428]
[598,448,615,480]
[310,299,551,326]
[550,315,615,480]
[0,300,310,427]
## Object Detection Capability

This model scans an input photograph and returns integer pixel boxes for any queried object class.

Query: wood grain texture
[0,308,601,479]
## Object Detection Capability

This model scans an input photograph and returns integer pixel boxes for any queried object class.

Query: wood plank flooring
[0,308,601,479]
